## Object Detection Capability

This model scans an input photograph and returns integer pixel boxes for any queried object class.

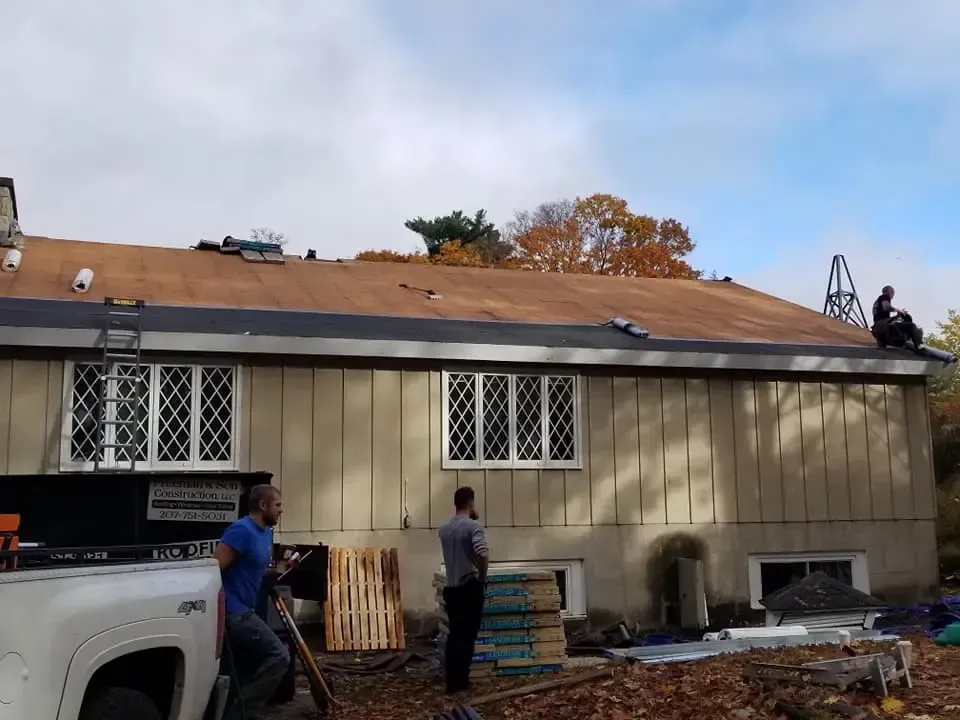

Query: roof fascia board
[0,326,940,377]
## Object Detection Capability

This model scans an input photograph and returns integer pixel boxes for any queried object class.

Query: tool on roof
[399,283,442,300]
[94,298,146,472]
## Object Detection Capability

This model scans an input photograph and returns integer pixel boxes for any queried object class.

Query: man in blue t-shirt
[214,484,289,719]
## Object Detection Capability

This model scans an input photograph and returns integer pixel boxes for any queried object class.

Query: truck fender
[57,618,197,720]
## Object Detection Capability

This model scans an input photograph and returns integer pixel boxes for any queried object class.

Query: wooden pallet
[323,547,406,652]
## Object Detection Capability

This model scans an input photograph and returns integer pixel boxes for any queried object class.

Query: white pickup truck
[0,551,230,720]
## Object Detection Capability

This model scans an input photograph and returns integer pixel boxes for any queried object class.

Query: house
[0,235,944,628]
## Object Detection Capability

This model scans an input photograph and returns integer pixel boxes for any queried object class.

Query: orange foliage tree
[508,193,700,278]
[355,240,485,267]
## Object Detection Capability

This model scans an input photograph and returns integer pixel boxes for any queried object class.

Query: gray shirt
[439,514,488,587]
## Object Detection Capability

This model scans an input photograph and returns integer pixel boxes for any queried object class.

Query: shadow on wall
[644,531,707,626]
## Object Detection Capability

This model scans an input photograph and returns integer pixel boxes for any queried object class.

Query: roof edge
[0,325,942,376]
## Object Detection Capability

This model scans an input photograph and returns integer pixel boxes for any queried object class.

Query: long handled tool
[270,590,337,714]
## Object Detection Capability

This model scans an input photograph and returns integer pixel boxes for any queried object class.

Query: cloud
[741,229,960,333]
[1,0,607,256]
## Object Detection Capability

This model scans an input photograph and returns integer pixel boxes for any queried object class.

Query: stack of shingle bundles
[434,570,567,679]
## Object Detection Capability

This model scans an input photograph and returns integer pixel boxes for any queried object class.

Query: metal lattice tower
[823,254,869,329]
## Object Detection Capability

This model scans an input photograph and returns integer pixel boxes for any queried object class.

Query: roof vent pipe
[610,317,649,338]
[2,248,21,272]
[72,268,94,293]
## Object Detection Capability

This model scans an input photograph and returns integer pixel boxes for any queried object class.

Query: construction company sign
[152,539,219,561]
[146,478,242,523]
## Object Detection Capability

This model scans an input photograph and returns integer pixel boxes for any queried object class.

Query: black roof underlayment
[0,296,925,362]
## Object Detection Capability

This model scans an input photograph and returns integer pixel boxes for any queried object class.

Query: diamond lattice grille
[547,376,577,461]
[447,373,477,461]
[112,364,151,464]
[481,374,510,461]
[515,376,543,461]
[70,363,103,462]
[199,367,234,462]
[156,366,194,462]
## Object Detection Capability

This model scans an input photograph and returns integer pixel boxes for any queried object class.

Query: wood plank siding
[1,359,940,620]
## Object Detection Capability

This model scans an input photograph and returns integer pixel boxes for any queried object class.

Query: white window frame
[747,551,870,610]
[59,360,241,472]
[441,371,581,470]
[440,559,587,619]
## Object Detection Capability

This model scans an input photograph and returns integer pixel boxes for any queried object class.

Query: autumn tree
[355,240,486,267]
[510,193,700,278]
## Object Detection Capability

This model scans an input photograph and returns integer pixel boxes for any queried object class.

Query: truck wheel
[80,687,162,720]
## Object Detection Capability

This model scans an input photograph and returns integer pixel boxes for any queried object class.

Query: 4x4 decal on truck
[177,600,207,615]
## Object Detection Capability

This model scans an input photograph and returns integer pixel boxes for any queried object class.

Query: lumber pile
[435,570,567,678]
[324,547,406,652]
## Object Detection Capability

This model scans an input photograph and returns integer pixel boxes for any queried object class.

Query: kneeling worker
[439,486,489,695]
[214,484,290,719]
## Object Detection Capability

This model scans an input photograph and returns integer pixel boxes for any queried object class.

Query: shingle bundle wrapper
[435,570,567,679]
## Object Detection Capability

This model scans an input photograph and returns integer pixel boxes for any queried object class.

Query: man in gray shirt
[438,486,488,694]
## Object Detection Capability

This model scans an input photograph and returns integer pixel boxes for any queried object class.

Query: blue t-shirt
[219,516,273,615]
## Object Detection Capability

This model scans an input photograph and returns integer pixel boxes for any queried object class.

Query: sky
[2,0,958,332]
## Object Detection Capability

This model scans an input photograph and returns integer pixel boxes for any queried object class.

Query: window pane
[809,560,853,585]
[156,366,194,462]
[112,364,150,464]
[514,376,543,461]
[199,367,234,462]
[70,363,103,463]
[547,376,576,461]
[553,569,568,611]
[481,374,510,461]
[447,373,477,461]
[759,561,808,598]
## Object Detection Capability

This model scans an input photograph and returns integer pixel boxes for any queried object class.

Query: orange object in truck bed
[0,513,20,568]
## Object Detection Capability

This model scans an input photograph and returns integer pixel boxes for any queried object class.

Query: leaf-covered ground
[266,635,960,720]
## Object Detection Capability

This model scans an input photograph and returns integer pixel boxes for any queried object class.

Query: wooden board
[324,547,405,652]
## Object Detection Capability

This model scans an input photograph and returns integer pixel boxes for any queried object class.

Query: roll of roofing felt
[717,626,808,640]
[72,268,94,293]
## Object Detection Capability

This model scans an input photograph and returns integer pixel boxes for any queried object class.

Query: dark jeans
[874,319,923,348]
[443,578,485,693]
[224,609,290,719]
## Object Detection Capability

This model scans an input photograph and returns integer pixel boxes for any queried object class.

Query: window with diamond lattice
[443,372,580,469]
[61,362,238,471]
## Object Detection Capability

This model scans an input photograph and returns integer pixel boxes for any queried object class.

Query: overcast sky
[3,1,958,331]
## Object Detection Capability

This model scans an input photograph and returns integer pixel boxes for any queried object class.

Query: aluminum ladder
[94,297,146,472]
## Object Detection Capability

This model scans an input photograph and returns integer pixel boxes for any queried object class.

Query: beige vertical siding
[0,359,937,534]
[239,367,939,531]
[0,357,942,619]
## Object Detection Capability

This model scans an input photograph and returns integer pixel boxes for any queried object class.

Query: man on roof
[871,285,925,350]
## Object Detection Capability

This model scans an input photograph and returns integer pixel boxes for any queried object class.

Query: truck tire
[80,687,162,720]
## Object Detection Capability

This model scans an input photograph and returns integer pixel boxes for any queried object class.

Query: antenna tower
[823,254,868,328]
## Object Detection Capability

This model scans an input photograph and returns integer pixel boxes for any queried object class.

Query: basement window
[442,372,580,469]
[747,551,870,610]
[60,361,239,472]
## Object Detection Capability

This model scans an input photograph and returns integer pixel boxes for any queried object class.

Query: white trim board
[0,326,942,376]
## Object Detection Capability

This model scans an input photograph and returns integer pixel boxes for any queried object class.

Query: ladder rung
[98,419,137,426]
[105,352,138,360]
[106,329,139,336]
[102,396,137,403]
[99,443,137,449]
[108,311,141,318]
[100,374,142,381]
